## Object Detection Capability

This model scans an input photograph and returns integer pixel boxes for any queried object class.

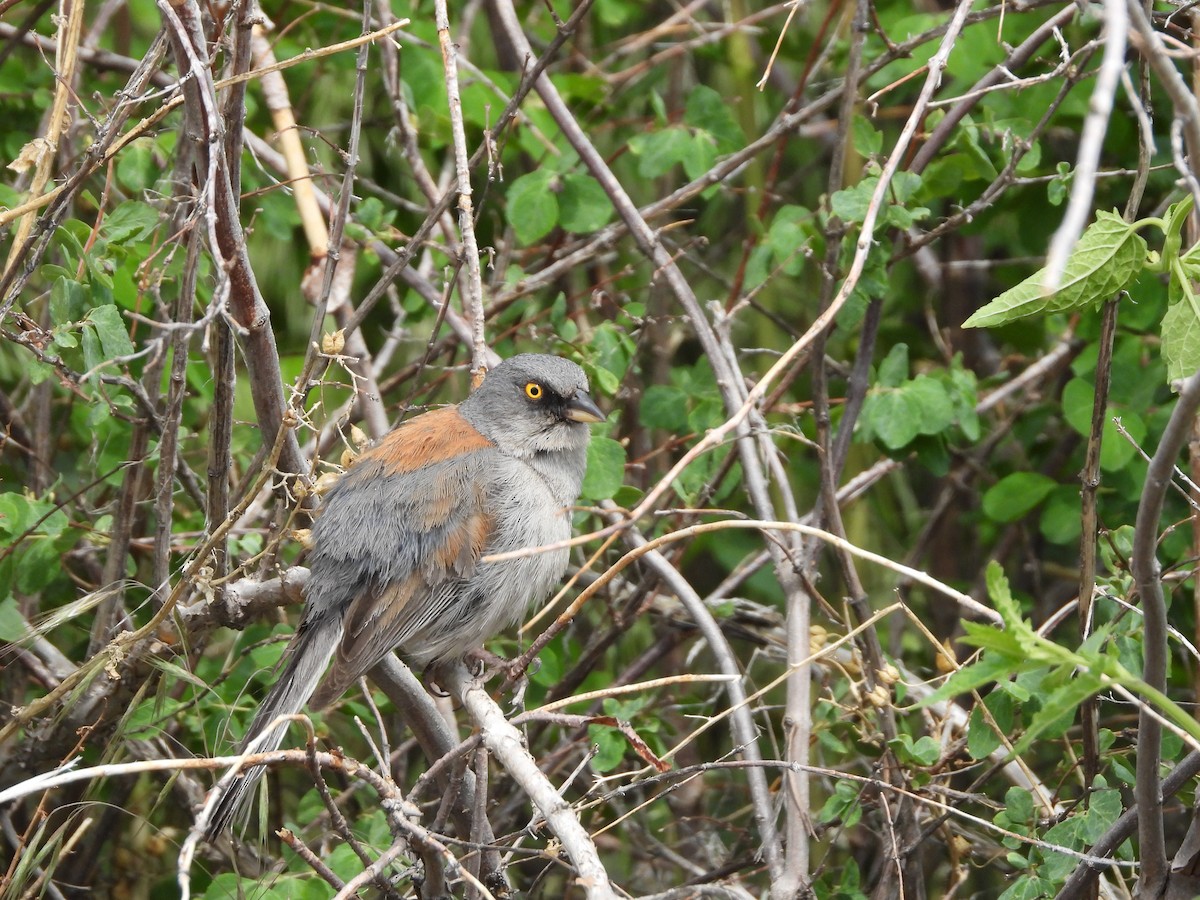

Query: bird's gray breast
[471,454,577,635]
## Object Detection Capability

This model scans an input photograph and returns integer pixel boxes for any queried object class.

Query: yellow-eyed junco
[204,354,604,837]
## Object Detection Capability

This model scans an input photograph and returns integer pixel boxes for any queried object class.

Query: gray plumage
[203,354,601,839]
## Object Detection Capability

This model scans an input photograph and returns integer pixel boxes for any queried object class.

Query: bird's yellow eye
[524,382,543,400]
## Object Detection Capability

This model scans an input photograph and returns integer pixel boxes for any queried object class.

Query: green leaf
[81,324,103,374]
[963,211,1147,327]
[952,121,999,181]
[530,640,567,687]
[830,178,876,225]
[1162,296,1200,382]
[557,173,613,234]
[115,141,158,193]
[766,205,812,275]
[355,196,387,231]
[889,170,922,204]
[982,473,1057,523]
[590,321,634,381]
[852,117,883,156]
[915,653,1024,711]
[1047,163,1071,206]
[507,170,558,244]
[628,127,693,178]
[587,724,628,772]
[596,0,636,26]
[641,384,689,431]
[1040,485,1083,545]
[0,596,27,642]
[581,437,626,500]
[681,133,717,181]
[589,365,619,396]
[864,390,920,450]
[905,375,956,435]
[998,877,1055,900]
[50,276,88,325]
[1015,139,1042,175]
[88,304,135,360]
[967,702,1002,760]
[684,85,745,152]
[947,361,981,440]
[17,538,63,593]
[985,560,1024,628]
[1060,377,1096,435]
[1011,670,1103,756]
[918,155,966,202]
[1003,786,1035,827]
[1061,378,1145,470]
[101,201,159,244]
[877,343,909,388]
[1084,788,1123,838]
[0,493,36,536]
[891,734,940,766]
[817,780,863,828]
[1162,195,1195,262]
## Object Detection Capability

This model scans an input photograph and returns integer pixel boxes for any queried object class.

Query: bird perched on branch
[202,354,604,838]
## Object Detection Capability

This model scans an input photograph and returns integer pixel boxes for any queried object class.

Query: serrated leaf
[985,561,1023,628]
[1163,296,1200,381]
[830,178,876,225]
[1010,671,1103,757]
[101,201,159,244]
[507,170,558,244]
[963,211,1147,327]
[958,620,1027,655]
[914,653,1021,710]
[88,303,135,360]
[146,655,211,691]
[852,117,882,156]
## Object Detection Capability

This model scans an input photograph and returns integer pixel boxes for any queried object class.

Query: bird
[202,354,604,839]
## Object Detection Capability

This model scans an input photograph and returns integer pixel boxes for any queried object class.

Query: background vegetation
[3,1,1200,898]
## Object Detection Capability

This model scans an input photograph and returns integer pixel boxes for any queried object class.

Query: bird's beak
[564,391,605,423]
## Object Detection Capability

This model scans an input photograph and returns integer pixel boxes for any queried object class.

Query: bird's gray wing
[305,406,495,707]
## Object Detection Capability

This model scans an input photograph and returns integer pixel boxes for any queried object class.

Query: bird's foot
[464,647,529,682]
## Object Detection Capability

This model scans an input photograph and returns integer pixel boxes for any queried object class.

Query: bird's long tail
[202,616,341,840]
